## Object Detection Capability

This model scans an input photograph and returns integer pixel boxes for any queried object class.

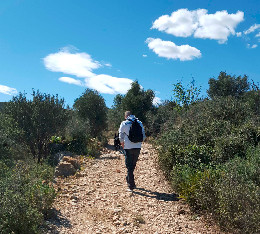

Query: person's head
[125,111,131,119]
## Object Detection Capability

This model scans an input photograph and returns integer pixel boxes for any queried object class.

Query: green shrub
[169,147,260,234]
[216,149,260,233]
[74,89,108,137]
[3,90,68,162]
[155,74,260,233]
[145,101,177,137]
[65,113,91,154]
[213,134,248,163]
[170,164,219,209]
[0,161,56,234]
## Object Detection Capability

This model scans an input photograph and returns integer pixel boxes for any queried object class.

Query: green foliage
[121,81,155,124]
[207,71,250,99]
[0,160,56,234]
[108,81,155,132]
[243,89,260,116]
[50,136,62,144]
[169,147,260,233]
[4,90,68,162]
[156,73,260,233]
[64,112,91,155]
[0,113,22,161]
[145,101,177,137]
[173,79,201,109]
[107,94,125,132]
[215,151,260,233]
[74,89,108,137]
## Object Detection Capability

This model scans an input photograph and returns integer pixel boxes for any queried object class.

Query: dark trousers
[124,148,141,189]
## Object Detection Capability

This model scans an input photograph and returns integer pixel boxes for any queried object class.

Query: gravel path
[46,141,222,233]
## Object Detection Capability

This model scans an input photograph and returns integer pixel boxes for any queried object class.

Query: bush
[145,101,177,137]
[207,72,250,99]
[4,90,68,162]
[64,113,91,155]
[216,149,260,233]
[74,89,108,137]
[0,113,24,161]
[156,74,260,233]
[168,147,260,234]
[0,160,56,234]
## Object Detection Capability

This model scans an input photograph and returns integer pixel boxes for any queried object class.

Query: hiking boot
[127,187,133,192]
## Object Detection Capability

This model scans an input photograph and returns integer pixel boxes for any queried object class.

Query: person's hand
[121,142,124,149]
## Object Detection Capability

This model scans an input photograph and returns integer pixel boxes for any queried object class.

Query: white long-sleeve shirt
[118,115,146,149]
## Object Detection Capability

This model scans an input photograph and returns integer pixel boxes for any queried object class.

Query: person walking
[118,111,146,191]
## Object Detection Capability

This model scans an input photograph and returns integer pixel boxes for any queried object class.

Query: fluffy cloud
[44,48,134,94]
[244,24,260,35]
[152,9,244,43]
[0,84,18,95]
[153,96,162,106]
[152,9,205,37]
[85,75,133,94]
[44,48,100,78]
[146,38,201,61]
[255,32,260,37]
[59,77,83,86]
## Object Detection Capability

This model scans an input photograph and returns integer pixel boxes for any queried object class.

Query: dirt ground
[45,141,222,234]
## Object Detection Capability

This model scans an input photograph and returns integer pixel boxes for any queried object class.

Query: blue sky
[0,0,259,107]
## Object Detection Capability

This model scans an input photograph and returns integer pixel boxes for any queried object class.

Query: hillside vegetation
[109,72,260,233]
[0,90,106,233]
[0,72,259,233]
[154,73,260,233]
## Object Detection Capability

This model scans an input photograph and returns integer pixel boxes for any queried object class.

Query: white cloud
[153,96,162,106]
[256,32,260,37]
[152,9,244,43]
[84,74,133,94]
[194,10,244,43]
[44,47,135,95]
[146,38,201,61]
[244,24,260,34]
[247,43,258,49]
[236,32,242,37]
[104,63,112,67]
[43,47,100,78]
[142,54,148,57]
[0,84,18,95]
[152,9,204,37]
[59,77,83,86]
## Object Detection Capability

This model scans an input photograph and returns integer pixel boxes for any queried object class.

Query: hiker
[118,111,146,191]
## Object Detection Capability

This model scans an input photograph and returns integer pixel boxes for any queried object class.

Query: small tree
[0,113,21,161]
[4,90,68,162]
[121,81,155,124]
[73,89,108,137]
[108,94,125,132]
[207,72,250,99]
[173,79,201,109]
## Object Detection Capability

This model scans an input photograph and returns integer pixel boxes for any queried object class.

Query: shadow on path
[105,143,124,152]
[133,187,179,201]
[98,156,121,160]
[96,143,124,160]
[44,208,72,233]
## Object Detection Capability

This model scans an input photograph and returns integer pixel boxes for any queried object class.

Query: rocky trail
[46,141,222,233]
